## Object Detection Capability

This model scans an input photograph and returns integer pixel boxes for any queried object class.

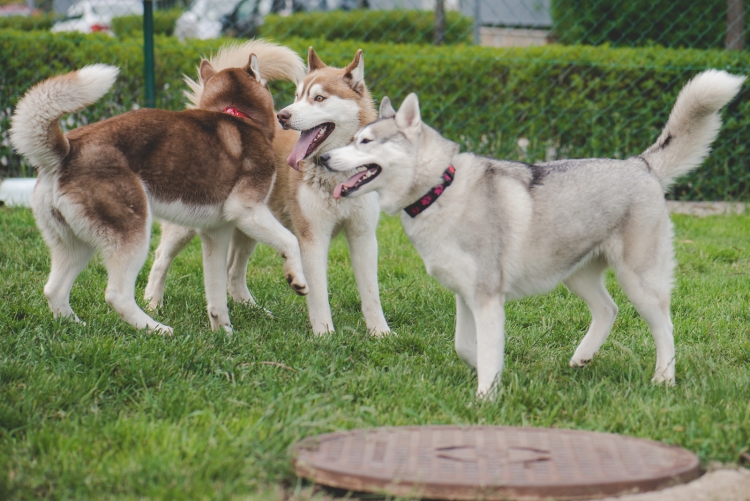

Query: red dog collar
[223,107,248,119]
[404,165,456,218]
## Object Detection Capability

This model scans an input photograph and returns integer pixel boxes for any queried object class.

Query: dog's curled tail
[10,64,119,172]
[184,39,305,109]
[641,69,745,191]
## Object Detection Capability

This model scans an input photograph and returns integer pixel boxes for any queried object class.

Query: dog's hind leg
[44,234,95,323]
[144,222,196,310]
[102,228,172,334]
[615,264,675,385]
[226,228,258,305]
[564,256,618,368]
[455,294,477,369]
[613,221,676,384]
[198,226,233,334]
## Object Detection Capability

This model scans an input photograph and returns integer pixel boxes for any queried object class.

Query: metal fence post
[474,0,480,45]
[726,0,745,50]
[143,0,156,108]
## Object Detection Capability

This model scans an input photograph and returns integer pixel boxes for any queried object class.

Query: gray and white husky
[321,70,745,397]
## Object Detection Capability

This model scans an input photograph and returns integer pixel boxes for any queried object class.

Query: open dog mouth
[333,164,381,199]
[287,122,335,170]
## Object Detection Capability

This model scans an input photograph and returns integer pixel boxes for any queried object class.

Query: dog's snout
[320,153,331,169]
[277,110,291,128]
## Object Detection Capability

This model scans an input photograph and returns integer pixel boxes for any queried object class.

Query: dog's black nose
[320,153,331,168]
[277,110,291,127]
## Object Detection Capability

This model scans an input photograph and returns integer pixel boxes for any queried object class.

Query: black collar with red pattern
[403,165,456,218]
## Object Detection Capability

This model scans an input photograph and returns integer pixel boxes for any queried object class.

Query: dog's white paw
[286,274,308,296]
[370,327,393,338]
[651,372,676,386]
[476,384,498,401]
[569,351,595,368]
[151,323,173,336]
[312,325,334,336]
[144,296,162,311]
[66,313,86,326]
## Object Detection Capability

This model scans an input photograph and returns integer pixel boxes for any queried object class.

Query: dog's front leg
[300,236,334,335]
[230,203,308,296]
[198,226,233,334]
[470,294,506,399]
[345,226,390,336]
[226,228,258,304]
[145,221,196,310]
[455,294,477,369]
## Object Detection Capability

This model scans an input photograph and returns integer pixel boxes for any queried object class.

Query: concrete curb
[667,201,746,217]
[594,468,750,501]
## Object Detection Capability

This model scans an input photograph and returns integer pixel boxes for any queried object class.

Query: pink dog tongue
[287,125,323,169]
[333,171,369,199]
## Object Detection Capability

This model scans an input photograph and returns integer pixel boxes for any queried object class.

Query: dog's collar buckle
[404,165,456,218]
[223,107,249,119]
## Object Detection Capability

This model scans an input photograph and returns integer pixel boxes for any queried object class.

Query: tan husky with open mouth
[146,44,391,336]
[10,54,308,334]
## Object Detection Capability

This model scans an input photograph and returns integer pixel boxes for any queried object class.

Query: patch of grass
[1,207,749,499]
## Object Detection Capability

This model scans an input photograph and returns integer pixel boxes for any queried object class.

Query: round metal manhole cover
[292,426,700,500]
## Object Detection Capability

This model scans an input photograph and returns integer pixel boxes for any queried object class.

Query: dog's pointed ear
[308,47,326,72]
[380,96,396,119]
[344,49,365,93]
[244,54,262,83]
[395,93,421,129]
[200,59,217,83]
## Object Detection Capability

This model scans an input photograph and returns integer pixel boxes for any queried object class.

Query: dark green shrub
[1,31,748,200]
[259,9,472,45]
[0,13,58,31]
[111,9,184,37]
[551,0,741,49]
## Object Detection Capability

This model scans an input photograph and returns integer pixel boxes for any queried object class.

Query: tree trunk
[435,0,446,45]
[726,0,745,50]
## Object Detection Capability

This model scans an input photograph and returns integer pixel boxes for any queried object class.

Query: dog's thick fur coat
[11,54,308,334]
[146,44,390,335]
[322,70,745,396]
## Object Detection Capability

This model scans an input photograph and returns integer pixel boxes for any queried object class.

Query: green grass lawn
[1,207,749,500]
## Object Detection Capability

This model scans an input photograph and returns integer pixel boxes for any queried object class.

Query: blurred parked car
[222,0,364,38]
[221,0,307,38]
[51,0,142,34]
[174,0,241,40]
[176,0,362,41]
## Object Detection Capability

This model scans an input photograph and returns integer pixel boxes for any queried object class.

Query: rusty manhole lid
[292,426,700,500]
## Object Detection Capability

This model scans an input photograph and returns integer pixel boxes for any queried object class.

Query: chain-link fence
[1,0,749,199]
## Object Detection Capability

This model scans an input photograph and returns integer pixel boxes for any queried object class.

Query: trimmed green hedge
[258,9,472,45]
[0,13,58,31]
[1,30,748,200]
[110,9,184,38]
[550,0,742,49]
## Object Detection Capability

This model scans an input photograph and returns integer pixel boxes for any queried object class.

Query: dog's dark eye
[315,95,325,102]
[360,138,372,144]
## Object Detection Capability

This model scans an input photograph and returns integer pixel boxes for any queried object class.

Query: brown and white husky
[146,44,391,336]
[10,53,308,334]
